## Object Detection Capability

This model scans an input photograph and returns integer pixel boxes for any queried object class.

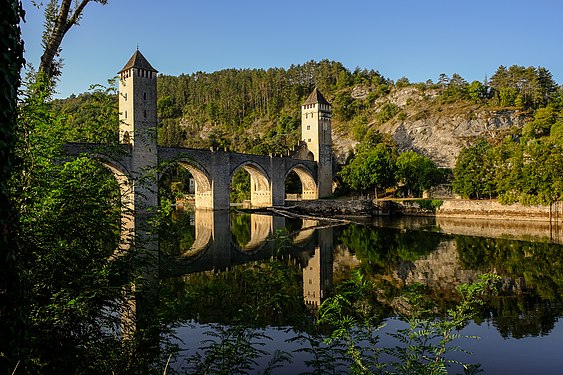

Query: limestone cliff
[333,86,530,168]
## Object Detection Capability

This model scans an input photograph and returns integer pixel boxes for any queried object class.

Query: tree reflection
[230,212,252,248]
[161,260,313,330]
[338,224,443,272]
[455,235,563,338]
[159,208,196,256]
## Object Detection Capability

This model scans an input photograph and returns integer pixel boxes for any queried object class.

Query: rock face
[388,109,526,168]
[393,239,478,295]
[338,87,530,168]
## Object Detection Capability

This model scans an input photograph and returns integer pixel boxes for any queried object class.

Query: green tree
[12,74,162,373]
[522,106,556,139]
[468,80,487,102]
[396,151,441,197]
[440,73,470,103]
[339,143,396,195]
[453,140,496,199]
[376,103,399,123]
[230,168,251,203]
[489,65,557,109]
[395,76,410,88]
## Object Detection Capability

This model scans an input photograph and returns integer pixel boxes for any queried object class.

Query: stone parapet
[436,199,562,222]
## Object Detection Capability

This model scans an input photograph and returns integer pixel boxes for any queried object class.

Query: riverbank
[288,198,563,223]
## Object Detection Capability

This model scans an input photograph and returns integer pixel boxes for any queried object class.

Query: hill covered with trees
[53,61,563,203]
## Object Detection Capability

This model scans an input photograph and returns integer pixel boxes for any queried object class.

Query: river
[158,210,563,374]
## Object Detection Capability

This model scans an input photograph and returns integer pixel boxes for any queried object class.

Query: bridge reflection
[164,211,334,308]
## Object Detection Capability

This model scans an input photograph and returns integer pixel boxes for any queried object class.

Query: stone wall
[436,199,563,222]
[291,197,563,224]
[290,198,375,216]
[435,216,563,244]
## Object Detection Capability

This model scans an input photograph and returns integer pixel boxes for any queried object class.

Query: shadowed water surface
[159,211,563,374]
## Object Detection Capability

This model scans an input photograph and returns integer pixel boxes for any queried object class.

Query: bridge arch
[231,160,272,208]
[86,154,135,253]
[286,164,318,200]
[160,157,213,210]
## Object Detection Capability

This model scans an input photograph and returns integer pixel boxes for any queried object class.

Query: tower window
[144,110,147,118]
[311,113,314,118]
[124,93,127,101]
[143,92,147,100]
[305,113,308,119]
[125,110,127,119]
[306,125,310,130]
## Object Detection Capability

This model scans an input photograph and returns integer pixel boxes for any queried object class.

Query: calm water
[159,210,563,374]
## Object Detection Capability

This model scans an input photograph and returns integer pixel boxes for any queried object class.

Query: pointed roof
[303,88,330,106]
[118,49,158,73]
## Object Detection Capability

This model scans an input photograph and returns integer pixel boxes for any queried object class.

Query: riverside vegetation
[53,59,563,204]
[3,0,563,373]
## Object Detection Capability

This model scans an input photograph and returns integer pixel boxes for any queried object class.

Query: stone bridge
[157,147,318,210]
[163,211,325,276]
[64,50,334,258]
[161,210,334,308]
[65,143,319,211]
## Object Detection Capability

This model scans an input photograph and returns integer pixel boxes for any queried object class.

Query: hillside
[360,86,528,167]
[54,62,560,169]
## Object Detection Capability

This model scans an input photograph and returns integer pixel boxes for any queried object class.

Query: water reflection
[158,211,563,373]
[161,211,563,335]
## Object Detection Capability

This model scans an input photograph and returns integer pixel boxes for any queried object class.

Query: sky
[20,0,563,99]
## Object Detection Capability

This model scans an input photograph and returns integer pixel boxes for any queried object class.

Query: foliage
[339,143,397,194]
[10,74,164,374]
[51,80,119,142]
[159,164,194,202]
[39,0,109,78]
[182,324,292,375]
[453,120,563,204]
[318,273,500,375]
[340,138,445,197]
[375,103,400,123]
[154,60,391,152]
[522,106,557,139]
[287,331,349,374]
[452,140,496,199]
[231,168,251,203]
[489,65,557,109]
[438,73,470,103]
[1,0,26,371]
[395,151,442,197]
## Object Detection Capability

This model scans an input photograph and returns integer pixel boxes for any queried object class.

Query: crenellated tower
[301,88,333,198]
[118,49,158,149]
[117,49,159,221]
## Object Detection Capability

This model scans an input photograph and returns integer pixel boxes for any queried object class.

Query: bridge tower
[301,88,333,198]
[117,50,159,246]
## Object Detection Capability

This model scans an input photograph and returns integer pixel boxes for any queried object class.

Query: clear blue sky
[21,0,563,99]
